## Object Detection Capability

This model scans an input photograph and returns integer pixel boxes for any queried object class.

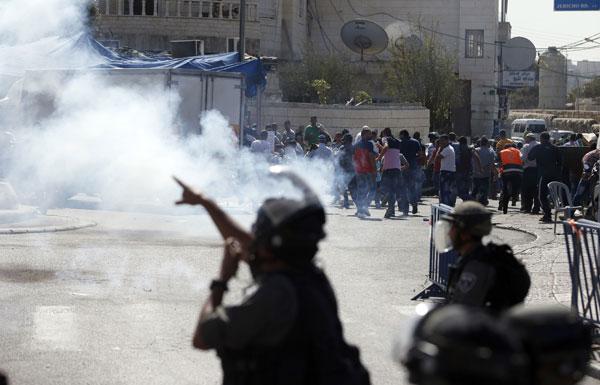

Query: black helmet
[441,201,493,238]
[403,305,529,385]
[503,305,592,385]
[251,167,326,265]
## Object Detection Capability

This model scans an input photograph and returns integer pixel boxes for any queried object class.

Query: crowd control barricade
[412,204,460,300]
[563,219,600,330]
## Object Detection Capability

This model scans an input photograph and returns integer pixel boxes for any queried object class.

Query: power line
[342,0,600,55]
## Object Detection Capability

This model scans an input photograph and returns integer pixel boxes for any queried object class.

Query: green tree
[311,79,331,104]
[509,85,539,109]
[385,34,463,130]
[278,50,358,104]
[581,77,600,98]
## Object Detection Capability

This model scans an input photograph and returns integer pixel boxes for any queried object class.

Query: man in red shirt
[353,127,377,218]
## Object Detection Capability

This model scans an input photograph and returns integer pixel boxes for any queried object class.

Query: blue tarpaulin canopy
[52,34,267,97]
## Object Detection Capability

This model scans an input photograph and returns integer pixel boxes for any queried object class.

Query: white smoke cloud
[0,0,87,45]
[0,0,336,213]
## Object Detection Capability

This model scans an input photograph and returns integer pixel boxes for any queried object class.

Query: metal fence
[413,204,459,300]
[563,219,600,329]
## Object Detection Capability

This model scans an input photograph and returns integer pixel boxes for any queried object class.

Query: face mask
[434,220,454,253]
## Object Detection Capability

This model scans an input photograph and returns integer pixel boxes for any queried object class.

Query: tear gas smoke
[0,0,336,214]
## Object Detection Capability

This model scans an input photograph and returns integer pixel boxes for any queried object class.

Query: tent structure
[1,33,267,97]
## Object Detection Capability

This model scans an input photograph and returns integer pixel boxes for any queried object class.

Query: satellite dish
[385,21,411,45]
[341,20,389,60]
[503,37,536,71]
[396,34,423,51]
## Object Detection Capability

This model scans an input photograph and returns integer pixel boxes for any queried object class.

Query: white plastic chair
[547,181,582,234]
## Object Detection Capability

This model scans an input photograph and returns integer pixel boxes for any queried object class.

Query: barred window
[465,30,484,58]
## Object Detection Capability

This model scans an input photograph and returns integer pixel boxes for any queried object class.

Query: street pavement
[0,199,598,385]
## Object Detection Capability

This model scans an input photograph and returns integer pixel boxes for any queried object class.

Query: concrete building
[94,0,501,137]
[568,59,600,93]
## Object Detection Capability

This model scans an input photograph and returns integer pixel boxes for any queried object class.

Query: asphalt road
[0,204,597,385]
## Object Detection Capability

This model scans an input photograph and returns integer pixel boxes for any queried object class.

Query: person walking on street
[472,136,494,206]
[520,134,540,214]
[174,173,370,385]
[455,136,481,201]
[436,201,530,312]
[528,132,562,223]
[435,135,457,207]
[335,134,356,209]
[399,130,422,214]
[498,143,524,214]
[304,116,324,147]
[378,128,409,218]
[573,147,600,208]
[495,130,514,153]
[353,128,377,218]
[307,134,333,161]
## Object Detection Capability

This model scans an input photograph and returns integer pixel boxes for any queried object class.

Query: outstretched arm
[174,177,253,247]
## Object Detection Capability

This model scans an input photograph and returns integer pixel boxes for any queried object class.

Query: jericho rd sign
[554,0,600,10]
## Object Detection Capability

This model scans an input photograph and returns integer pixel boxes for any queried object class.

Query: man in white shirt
[250,131,272,157]
[435,134,457,207]
[520,134,540,214]
[307,135,334,161]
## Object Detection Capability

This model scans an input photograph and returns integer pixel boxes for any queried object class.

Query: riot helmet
[503,305,592,385]
[402,305,529,385]
[250,166,326,266]
[434,201,493,252]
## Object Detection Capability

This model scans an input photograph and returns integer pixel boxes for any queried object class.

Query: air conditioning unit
[170,40,205,58]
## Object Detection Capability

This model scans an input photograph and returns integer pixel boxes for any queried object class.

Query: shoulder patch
[457,272,478,293]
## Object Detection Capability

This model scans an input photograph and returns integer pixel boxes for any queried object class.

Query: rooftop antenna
[341,20,388,61]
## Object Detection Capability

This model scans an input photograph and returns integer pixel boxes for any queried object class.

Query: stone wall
[258,102,430,136]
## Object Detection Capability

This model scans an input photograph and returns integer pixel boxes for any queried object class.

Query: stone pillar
[142,0,146,15]
[188,0,192,16]
[177,0,181,16]
[106,0,110,15]
[154,0,158,15]
[129,0,133,16]
[118,0,123,15]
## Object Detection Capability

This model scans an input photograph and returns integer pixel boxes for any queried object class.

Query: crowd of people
[243,116,428,219]
[426,129,598,223]
[244,115,600,223]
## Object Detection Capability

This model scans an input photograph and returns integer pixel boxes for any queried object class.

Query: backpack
[478,243,531,310]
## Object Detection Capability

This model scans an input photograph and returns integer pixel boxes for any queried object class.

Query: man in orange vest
[498,143,523,214]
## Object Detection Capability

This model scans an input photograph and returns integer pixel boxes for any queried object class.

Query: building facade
[94,0,500,137]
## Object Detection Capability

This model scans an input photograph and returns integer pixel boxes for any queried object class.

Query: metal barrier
[563,219,600,329]
[413,204,459,300]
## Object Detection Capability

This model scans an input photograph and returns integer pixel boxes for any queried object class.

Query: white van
[511,119,547,139]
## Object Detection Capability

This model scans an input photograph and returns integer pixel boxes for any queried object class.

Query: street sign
[503,71,536,88]
[554,0,600,11]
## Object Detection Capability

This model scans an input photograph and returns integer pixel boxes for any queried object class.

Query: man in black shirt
[527,132,562,223]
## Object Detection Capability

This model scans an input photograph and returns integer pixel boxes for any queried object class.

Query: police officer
[498,143,524,214]
[174,169,370,385]
[435,201,530,312]
[400,304,592,385]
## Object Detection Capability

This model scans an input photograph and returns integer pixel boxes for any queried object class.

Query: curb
[0,218,97,235]
[587,363,600,380]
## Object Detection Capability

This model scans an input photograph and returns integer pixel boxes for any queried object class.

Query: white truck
[18,68,245,138]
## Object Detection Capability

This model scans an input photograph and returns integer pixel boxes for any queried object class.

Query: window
[465,30,484,58]
[124,0,154,15]
[227,38,240,52]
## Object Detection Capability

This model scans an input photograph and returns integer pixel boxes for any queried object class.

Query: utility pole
[238,0,246,62]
